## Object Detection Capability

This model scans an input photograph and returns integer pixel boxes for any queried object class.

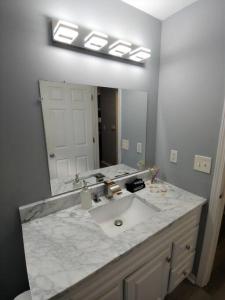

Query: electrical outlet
[170,150,178,163]
[122,139,129,150]
[137,142,142,153]
[194,155,212,174]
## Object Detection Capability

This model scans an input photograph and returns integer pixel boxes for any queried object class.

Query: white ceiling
[121,0,200,20]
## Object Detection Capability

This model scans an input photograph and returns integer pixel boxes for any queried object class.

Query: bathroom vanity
[20,175,206,300]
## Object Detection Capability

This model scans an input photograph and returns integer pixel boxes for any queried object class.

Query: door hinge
[37,97,43,103]
[91,94,94,101]
[93,137,95,143]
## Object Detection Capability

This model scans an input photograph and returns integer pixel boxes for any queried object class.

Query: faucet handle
[74,173,80,182]
[104,179,113,185]
[92,193,101,203]
[104,180,122,199]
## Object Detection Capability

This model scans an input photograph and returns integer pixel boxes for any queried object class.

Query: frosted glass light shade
[53,20,79,44]
[129,47,151,62]
[84,31,108,51]
[109,40,132,57]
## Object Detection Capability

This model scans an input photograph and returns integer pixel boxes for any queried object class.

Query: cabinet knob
[186,245,191,250]
[183,271,187,276]
[49,153,55,158]
[166,257,171,263]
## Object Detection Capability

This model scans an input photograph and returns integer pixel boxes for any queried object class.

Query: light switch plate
[122,139,129,150]
[194,155,212,174]
[137,142,142,153]
[170,150,178,163]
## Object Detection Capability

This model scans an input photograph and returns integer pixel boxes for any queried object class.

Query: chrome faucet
[104,179,122,199]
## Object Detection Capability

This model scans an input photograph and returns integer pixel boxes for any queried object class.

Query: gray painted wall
[156,0,225,199]
[0,1,161,299]
[121,90,147,168]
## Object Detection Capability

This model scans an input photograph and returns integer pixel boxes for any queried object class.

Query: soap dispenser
[80,180,92,209]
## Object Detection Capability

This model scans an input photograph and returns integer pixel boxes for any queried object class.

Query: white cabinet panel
[169,252,195,293]
[125,246,171,300]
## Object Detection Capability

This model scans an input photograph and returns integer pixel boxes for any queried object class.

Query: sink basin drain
[114,219,123,227]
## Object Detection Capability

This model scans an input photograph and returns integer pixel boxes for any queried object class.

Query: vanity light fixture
[108,40,132,57]
[52,19,152,63]
[84,31,108,51]
[129,47,151,62]
[53,20,79,44]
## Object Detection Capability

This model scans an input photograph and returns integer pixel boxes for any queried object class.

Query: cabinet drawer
[172,226,199,268]
[169,252,195,293]
[98,284,123,300]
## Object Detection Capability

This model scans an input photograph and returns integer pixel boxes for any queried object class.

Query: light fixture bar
[53,20,79,44]
[52,19,151,63]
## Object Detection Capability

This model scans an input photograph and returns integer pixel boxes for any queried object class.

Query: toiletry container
[73,174,82,189]
[81,180,92,209]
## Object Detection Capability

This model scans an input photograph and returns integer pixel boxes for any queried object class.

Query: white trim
[92,87,100,169]
[117,89,122,164]
[196,98,225,286]
[39,80,54,195]
[188,273,197,284]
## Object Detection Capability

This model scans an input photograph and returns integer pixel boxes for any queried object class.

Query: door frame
[196,96,225,286]
[117,89,122,164]
[91,87,100,169]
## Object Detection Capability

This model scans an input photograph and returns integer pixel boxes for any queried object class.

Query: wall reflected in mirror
[40,81,148,196]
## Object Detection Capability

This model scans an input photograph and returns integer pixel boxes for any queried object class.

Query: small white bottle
[73,174,82,190]
[80,180,92,209]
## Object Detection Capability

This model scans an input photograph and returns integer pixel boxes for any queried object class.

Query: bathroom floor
[167,216,225,300]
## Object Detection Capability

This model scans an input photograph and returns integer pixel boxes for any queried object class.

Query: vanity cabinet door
[125,247,171,300]
[98,283,123,300]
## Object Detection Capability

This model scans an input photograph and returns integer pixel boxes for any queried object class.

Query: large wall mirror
[40,80,148,196]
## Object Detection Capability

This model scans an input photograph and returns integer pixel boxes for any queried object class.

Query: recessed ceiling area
[121,0,200,20]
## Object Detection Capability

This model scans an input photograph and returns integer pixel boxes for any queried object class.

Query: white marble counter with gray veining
[21,180,206,300]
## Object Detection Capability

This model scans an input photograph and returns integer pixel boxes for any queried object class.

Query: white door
[39,80,95,182]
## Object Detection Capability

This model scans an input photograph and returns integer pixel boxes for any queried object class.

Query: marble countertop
[21,181,206,300]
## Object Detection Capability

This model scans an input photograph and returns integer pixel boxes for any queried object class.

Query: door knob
[49,153,55,158]
[166,257,171,263]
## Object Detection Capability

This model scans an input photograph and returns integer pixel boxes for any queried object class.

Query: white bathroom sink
[89,194,160,237]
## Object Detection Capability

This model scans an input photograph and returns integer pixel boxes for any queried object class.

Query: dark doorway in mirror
[98,87,118,168]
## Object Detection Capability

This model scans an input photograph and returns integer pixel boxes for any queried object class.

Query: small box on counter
[126,178,145,193]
